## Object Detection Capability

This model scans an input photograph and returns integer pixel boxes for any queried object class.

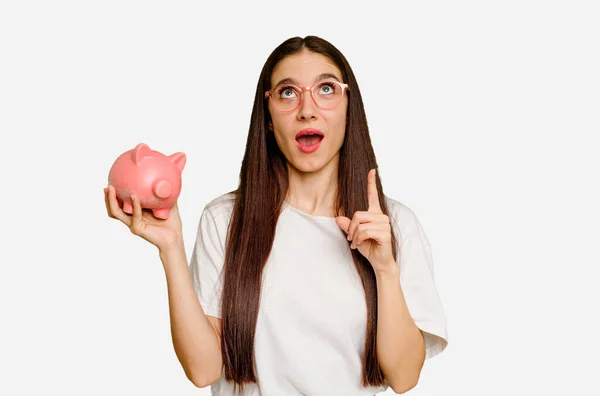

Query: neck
[285,154,340,217]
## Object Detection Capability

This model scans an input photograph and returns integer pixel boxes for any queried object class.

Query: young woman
[104,35,448,396]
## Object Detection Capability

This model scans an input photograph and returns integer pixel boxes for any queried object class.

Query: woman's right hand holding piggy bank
[104,185,184,252]
[104,143,187,253]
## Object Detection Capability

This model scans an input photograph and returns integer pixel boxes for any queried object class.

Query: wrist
[159,239,185,260]
[374,262,400,279]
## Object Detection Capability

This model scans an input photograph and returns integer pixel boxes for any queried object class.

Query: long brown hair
[220,35,398,394]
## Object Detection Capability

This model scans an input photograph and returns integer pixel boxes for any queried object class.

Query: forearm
[160,245,223,387]
[375,264,425,393]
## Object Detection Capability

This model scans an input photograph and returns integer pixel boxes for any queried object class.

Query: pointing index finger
[368,168,382,213]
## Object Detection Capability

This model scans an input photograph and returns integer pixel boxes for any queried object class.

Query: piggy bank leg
[122,200,133,215]
[153,208,170,219]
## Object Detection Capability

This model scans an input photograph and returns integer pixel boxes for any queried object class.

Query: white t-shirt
[189,192,448,395]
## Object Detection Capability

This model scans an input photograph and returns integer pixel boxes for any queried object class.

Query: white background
[1,0,599,395]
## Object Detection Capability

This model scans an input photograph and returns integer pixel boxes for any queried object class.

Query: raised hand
[335,169,395,273]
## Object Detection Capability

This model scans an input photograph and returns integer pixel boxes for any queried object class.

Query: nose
[296,88,317,121]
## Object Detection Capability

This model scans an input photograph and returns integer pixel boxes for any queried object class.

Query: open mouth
[296,135,324,147]
[295,128,325,153]
[295,135,323,153]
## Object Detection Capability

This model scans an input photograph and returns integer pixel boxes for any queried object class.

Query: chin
[289,154,338,175]
[288,161,321,174]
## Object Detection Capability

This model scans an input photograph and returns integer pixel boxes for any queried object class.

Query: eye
[276,85,298,99]
[318,81,337,95]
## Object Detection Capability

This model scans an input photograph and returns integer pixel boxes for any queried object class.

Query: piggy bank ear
[169,152,186,172]
[132,143,153,165]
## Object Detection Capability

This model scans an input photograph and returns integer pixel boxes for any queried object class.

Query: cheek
[272,115,298,137]
[327,112,347,137]
[332,103,348,129]
[271,120,295,149]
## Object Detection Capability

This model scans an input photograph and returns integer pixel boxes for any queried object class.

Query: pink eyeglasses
[265,80,350,112]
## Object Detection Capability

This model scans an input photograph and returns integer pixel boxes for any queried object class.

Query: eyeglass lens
[272,81,344,111]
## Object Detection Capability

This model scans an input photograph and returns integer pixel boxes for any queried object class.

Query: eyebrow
[273,73,341,87]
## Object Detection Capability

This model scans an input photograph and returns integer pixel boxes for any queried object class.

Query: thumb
[335,216,351,234]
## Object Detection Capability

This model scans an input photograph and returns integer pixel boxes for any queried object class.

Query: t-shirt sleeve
[188,205,227,319]
[393,205,449,360]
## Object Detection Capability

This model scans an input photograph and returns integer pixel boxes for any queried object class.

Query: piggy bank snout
[153,179,173,199]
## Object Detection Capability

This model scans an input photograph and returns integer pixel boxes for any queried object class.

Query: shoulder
[384,195,418,224]
[193,191,237,243]
[203,191,237,220]
[383,195,423,240]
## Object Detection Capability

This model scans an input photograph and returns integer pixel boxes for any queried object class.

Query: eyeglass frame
[264,80,350,112]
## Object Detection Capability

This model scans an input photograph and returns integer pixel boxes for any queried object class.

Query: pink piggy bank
[108,143,186,219]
